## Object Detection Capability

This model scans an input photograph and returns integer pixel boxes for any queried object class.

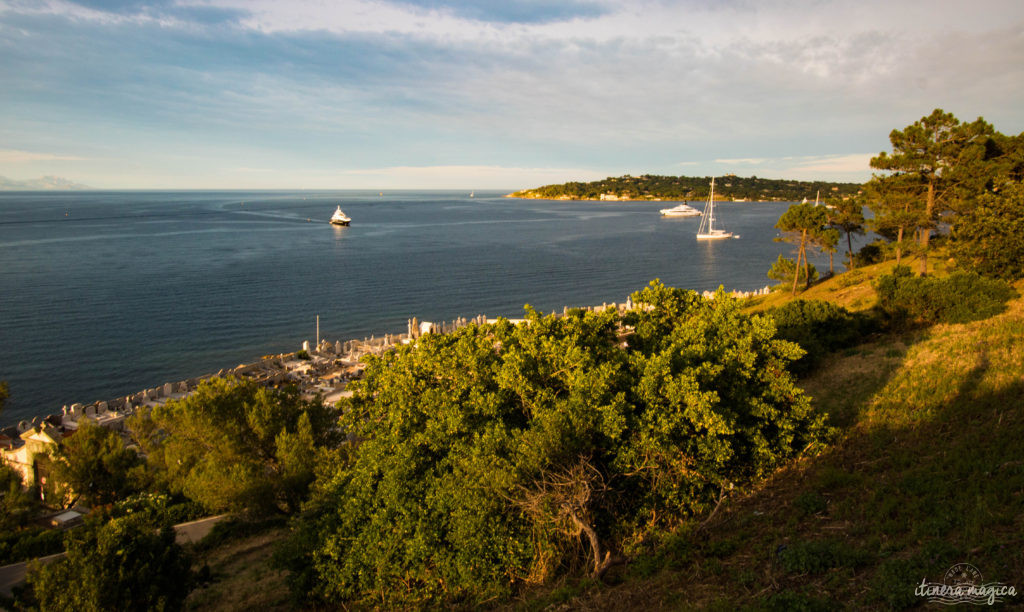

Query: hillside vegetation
[509,174,863,202]
[179,260,1024,611]
[537,268,1024,610]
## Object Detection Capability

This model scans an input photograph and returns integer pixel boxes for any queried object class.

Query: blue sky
[1,0,1023,189]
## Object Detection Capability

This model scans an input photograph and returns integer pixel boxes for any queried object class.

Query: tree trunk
[565,507,618,577]
[846,230,854,270]
[920,179,934,276]
[828,251,834,276]
[791,237,804,295]
[895,226,904,265]
[802,230,811,290]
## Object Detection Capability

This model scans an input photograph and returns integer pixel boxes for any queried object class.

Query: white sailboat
[329,205,351,226]
[696,177,738,240]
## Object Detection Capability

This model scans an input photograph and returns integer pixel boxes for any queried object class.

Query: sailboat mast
[709,177,716,228]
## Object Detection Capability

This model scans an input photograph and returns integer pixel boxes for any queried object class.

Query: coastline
[505,192,762,202]
[0,287,771,435]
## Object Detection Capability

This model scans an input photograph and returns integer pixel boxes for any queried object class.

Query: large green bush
[130,378,341,516]
[0,528,64,566]
[766,300,875,375]
[874,266,1017,326]
[853,241,886,267]
[24,515,192,611]
[950,182,1024,280]
[279,281,829,607]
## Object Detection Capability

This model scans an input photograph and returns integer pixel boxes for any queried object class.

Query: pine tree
[775,202,828,293]
[870,109,996,275]
[827,198,866,270]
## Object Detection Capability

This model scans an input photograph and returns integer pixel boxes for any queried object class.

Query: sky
[1,0,1023,189]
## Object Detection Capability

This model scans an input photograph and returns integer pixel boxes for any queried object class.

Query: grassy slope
[185,528,291,611]
[516,259,1024,610]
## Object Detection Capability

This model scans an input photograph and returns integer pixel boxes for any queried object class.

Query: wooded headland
[508,174,864,201]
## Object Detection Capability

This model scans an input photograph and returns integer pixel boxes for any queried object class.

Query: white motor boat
[330,206,351,226]
[659,202,701,217]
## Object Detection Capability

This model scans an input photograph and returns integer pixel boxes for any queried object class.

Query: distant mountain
[0,175,91,190]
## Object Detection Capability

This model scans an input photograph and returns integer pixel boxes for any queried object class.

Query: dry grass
[743,253,956,314]
[186,529,292,612]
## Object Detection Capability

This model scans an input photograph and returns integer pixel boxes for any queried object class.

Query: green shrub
[778,539,870,574]
[0,528,65,565]
[767,299,875,375]
[950,182,1024,280]
[757,590,836,612]
[870,556,928,609]
[874,266,1017,326]
[853,241,885,267]
[23,515,192,611]
[767,254,818,289]
[166,500,206,525]
[627,528,695,577]
[793,490,828,517]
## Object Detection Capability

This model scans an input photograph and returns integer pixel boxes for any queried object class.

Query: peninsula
[0,175,90,191]
[507,173,863,202]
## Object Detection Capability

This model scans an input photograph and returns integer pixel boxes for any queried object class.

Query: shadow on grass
[753,357,1024,609]
[570,333,1024,610]
[798,329,923,430]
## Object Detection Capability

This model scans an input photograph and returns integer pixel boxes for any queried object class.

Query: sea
[0,190,855,425]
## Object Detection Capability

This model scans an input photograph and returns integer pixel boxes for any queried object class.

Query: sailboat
[696,177,738,240]
[329,206,351,226]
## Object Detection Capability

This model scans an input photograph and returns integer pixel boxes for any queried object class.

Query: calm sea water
[0,190,849,425]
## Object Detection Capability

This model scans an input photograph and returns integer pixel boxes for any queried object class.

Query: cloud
[700,154,875,182]
[715,158,768,165]
[339,165,610,188]
[386,0,609,24]
[789,153,874,174]
[2,0,1022,188]
[716,154,873,174]
[229,166,277,173]
[0,149,85,162]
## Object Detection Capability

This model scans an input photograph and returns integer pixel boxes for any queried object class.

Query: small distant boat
[469,191,475,198]
[330,206,351,226]
[659,202,701,217]
[696,177,738,240]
